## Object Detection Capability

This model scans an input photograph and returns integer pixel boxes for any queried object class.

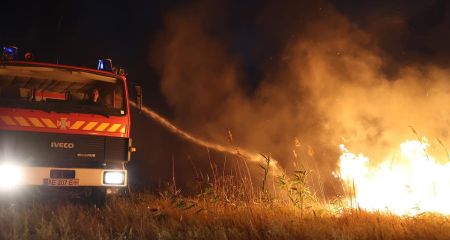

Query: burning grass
[1,129,449,239]
[336,137,450,216]
[1,194,450,239]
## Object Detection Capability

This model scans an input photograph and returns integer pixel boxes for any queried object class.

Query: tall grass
[1,194,449,239]
[1,150,449,239]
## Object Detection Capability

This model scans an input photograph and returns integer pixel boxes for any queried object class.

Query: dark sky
[2,1,448,99]
[1,0,175,112]
[1,0,449,189]
[1,0,448,101]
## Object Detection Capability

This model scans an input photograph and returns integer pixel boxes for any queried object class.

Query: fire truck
[0,46,140,204]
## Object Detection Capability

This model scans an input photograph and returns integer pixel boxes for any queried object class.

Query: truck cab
[0,47,134,204]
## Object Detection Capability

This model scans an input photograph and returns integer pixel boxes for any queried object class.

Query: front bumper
[2,166,127,188]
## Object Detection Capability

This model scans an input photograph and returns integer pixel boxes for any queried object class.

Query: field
[1,154,450,240]
[1,188,450,239]
[1,147,449,240]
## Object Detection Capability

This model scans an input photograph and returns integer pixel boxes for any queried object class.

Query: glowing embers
[336,139,450,215]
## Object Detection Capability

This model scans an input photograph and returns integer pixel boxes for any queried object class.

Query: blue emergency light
[2,46,18,60]
[97,58,113,72]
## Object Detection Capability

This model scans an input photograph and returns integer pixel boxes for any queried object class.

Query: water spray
[129,101,282,175]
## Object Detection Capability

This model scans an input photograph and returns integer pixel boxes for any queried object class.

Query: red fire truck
[0,46,139,204]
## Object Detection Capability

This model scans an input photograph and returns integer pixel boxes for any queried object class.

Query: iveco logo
[50,142,75,149]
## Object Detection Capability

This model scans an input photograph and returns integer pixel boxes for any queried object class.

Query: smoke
[130,101,282,175]
[149,0,450,195]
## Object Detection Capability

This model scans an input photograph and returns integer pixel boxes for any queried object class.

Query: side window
[101,85,113,107]
[114,83,124,109]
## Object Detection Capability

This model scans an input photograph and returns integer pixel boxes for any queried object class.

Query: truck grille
[0,130,128,168]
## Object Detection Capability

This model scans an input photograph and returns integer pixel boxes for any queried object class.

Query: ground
[1,193,449,240]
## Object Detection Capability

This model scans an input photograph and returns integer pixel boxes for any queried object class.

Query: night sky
[1,0,449,190]
[3,1,449,102]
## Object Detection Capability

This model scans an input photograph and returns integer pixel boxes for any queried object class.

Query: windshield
[0,65,126,116]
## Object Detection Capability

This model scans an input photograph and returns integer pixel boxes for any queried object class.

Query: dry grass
[1,152,449,239]
[1,192,450,240]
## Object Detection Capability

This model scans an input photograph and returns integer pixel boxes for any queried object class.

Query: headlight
[103,171,125,185]
[0,163,23,190]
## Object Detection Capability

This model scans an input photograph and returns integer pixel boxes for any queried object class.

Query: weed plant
[1,153,449,239]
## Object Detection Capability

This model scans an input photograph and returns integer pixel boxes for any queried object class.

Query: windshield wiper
[31,105,52,114]
[90,110,110,118]
[54,105,111,118]
[0,100,112,118]
[0,101,52,113]
[54,109,110,118]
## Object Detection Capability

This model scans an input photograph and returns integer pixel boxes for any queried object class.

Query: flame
[336,139,450,215]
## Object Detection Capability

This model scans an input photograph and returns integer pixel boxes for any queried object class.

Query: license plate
[43,178,79,186]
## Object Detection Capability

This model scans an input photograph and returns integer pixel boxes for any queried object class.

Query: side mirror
[135,85,142,111]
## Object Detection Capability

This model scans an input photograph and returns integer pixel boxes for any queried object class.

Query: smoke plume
[149,0,450,195]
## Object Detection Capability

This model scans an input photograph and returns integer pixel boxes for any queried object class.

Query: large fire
[336,138,450,215]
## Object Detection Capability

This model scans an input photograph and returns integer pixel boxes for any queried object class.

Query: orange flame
[336,139,450,215]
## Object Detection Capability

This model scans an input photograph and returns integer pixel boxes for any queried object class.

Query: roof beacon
[2,46,18,60]
[97,58,113,72]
